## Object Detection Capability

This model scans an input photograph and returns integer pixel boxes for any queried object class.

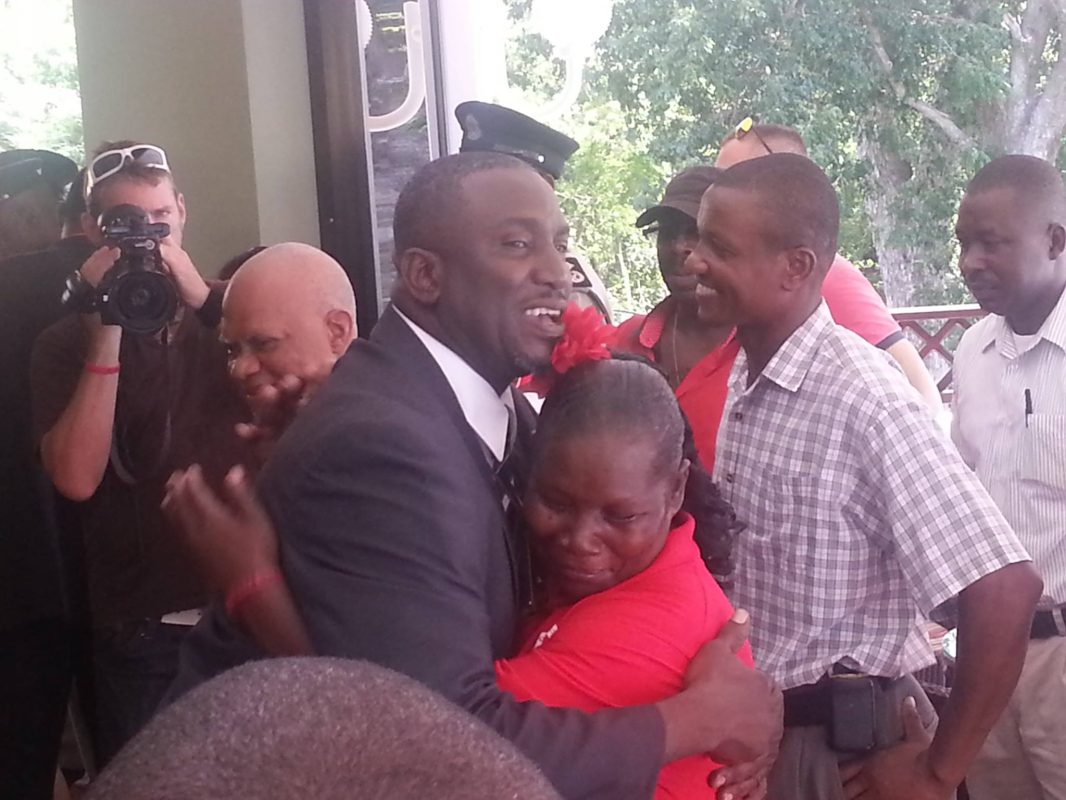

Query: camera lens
[111,270,178,334]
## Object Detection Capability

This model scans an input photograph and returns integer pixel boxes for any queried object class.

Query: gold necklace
[670,309,682,388]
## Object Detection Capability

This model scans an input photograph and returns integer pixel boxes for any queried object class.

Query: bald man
[221,242,357,406]
[714,122,944,413]
[89,658,561,800]
[162,244,357,654]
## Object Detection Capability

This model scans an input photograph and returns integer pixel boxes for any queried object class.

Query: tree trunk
[1001,0,1066,160]
[859,127,921,308]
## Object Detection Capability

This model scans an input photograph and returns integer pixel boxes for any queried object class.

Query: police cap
[456,101,579,181]
[0,149,78,202]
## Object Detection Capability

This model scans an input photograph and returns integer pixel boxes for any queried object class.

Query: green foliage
[0,0,84,161]
[555,102,669,315]
[503,0,671,314]
[592,0,1011,305]
[506,0,1066,309]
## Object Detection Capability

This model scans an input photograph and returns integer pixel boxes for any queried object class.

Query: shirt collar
[636,296,739,377]
[394,307,512,462]
[637,296,677,349]
[979,284,1066,357]
[732,301,833,394]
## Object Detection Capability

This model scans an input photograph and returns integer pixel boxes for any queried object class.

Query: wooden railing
[890,304,985,402]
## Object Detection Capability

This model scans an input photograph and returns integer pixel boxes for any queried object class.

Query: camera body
[64,204,178,333]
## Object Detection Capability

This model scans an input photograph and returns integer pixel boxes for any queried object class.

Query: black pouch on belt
[829,674,879,754]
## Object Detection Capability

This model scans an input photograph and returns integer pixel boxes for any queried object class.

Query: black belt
[782,674,893,728]
[1032,608,1066,639]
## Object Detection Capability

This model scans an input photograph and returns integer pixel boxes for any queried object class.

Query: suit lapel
[371,307,533,610]
[370,307,502,496]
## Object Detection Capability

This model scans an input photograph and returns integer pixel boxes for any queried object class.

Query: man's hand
[659,610,782,800]
[162,464,280,595]
[78,247,124,338]
[708,753,774,800]
[236,375,309,462]
[159,241,210,309]
[840,696,952,800]
[80,245,121,287]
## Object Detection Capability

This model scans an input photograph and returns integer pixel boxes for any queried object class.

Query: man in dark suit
[169,152,780,800]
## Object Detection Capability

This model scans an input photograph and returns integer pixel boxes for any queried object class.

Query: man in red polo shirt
[616,161,941,472]
[614,166,737,471]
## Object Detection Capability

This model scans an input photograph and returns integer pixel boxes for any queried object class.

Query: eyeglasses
[85,144,170,199]
[734,117,774,156]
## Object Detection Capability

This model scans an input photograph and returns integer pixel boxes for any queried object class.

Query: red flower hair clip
[521,303,614,397]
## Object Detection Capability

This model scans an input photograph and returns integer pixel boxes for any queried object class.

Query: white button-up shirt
[952,285,1066,607]
[394,308,513,462]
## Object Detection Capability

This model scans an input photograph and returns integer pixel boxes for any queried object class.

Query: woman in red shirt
[166,350,752,799]
[497,356,752,799]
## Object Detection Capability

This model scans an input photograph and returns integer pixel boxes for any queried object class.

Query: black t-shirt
[31,284,248,628]
[0,236,93,630]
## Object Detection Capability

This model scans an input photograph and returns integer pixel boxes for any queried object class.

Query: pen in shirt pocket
[1024,388,1033,428]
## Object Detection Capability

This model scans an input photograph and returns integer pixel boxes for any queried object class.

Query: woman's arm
[496,566,752,709]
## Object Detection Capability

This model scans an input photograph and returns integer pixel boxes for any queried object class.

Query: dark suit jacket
[173,307,664,799]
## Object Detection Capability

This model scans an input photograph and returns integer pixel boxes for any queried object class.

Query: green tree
[590,0,1066,307]
[505,4,671,315]
[555,102,668,316]
[0,0,84,161]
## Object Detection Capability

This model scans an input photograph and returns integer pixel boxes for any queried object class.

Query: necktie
[497,403,520,507]
[487,398,534,613]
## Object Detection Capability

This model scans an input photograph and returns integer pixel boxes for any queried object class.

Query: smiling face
[221,283,345,399]
[220,244,356,400]
[434,168,572,387]
[683,185,787,328]
[524,429,687,606]
[956,186,1066,325]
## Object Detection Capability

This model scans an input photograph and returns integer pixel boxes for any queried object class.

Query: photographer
[30,141,245,766]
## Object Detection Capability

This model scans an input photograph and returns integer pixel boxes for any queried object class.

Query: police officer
[0,148,81,800]
[0,148,78,260]
[455,101,613,322]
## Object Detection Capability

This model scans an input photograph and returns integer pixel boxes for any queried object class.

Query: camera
[63,204,178,333]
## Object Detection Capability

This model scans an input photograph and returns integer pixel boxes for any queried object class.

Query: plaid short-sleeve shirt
[715,303,1030,690]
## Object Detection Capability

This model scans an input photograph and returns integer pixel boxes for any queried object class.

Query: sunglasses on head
[734,117,774,156]
[85,144,170,199]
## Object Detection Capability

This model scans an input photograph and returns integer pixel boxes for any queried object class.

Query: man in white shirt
[951,154,1066,799]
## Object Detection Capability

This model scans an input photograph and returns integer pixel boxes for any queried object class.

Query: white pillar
[73,0,320,275]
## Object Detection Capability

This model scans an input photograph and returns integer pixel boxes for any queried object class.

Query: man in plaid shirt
[686,153,1042,800]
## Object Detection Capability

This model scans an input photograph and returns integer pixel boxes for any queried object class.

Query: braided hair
[533,354,740,584]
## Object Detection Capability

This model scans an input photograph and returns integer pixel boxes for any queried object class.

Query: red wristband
[85,362,121,375]
[225,569,284,620]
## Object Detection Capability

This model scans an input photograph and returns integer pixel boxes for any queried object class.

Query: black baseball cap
[635,165,722,228]
[456,101,580,181]
[0,149,78,201]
